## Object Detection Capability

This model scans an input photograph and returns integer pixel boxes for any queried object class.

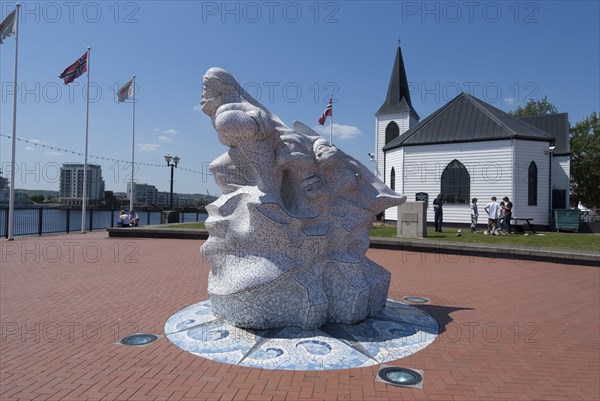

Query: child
[498,201,506,234]
[470,198,478,233]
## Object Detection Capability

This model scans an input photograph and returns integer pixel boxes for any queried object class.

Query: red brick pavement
[1,232,598,401]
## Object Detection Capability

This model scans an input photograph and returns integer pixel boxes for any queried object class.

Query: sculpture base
[164,299,438,371]
[209,258,391,330]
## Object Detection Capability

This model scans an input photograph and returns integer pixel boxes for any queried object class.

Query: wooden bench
[511,217,536,234]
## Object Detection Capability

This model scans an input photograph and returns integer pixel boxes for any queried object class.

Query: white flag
[0,10,16,44]
[117,78,135,102]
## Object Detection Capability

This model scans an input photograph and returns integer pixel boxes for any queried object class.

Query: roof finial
[397,37,401,47]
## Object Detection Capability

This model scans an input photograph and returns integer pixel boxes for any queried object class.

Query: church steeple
[375,47,419,120]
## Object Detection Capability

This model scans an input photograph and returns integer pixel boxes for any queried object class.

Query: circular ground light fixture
[378,367,423,387]
[120,333,158,346]
[403,296,430,304]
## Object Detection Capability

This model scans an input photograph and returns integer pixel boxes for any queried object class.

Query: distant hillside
[15,189,59,197]
[185,193,218,202]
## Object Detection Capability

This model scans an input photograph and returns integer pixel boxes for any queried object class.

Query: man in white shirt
[484,197,501,235]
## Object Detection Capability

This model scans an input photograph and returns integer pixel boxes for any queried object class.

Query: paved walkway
[1,232,599,401]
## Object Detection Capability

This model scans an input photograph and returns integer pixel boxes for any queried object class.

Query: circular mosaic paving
[164,299,438,371]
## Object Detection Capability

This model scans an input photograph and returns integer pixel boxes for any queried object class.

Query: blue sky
[1,0,599,195]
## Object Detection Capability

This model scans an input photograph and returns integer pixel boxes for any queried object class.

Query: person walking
[484,196,501,235]
[470,198,479,233]
[502,196,513,234]
[433,193,444,232]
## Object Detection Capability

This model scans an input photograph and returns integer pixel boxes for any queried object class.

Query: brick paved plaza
[1,232,598,400]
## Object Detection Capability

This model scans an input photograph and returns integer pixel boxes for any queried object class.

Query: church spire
[376,46,419,119]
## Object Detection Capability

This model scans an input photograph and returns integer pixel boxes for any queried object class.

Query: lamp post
[164,154,180,211]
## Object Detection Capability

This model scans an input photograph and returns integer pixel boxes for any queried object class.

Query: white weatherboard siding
[384,149,404,220]
[386,149,404,191]
[553,155,570,208]
[374,118,382,180]
[375,113,412,182]
[376,117,395,183]
[385,140,516,224]
[514,140,551,225]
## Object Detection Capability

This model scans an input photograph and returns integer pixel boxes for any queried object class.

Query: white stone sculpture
[200,68,406,330]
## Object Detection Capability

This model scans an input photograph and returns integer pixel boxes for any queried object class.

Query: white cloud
[504,97,517,105]
[153,128,179,135]
[138,143,160,152]
[312,123,362,140]
[45,151,64,157]
[158,135,173,142]
[24,139,43,151]
[193,104,202,112]
[24,139,42,150]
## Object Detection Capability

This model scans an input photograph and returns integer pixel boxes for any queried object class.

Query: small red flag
[59,52,88,84]
[318,97,332,125]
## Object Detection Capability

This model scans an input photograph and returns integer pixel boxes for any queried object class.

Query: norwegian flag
[59,52,88,84]
[318,97,332,125]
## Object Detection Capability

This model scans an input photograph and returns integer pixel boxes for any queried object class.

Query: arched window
[385,121,400,145]
[390,167,396,191]
[441,159,470,204]
[528,161,538,205]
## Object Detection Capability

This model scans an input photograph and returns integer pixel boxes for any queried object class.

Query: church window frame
[385,121,400,145]
[528,161,538,206]
[440,159,470,204]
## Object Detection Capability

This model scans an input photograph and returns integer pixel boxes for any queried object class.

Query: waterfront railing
[1,207,207,238]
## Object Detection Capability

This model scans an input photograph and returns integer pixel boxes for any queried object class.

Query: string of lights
[0,133,207,175]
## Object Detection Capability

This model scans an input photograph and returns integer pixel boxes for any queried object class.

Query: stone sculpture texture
[200,68,406,330]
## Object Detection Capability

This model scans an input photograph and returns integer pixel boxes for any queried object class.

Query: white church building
[375,47,570,228]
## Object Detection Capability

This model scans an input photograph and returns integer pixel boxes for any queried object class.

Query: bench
[511,217,536,234]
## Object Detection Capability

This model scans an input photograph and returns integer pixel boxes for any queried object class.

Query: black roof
[375,47,419,119]
[383,92,553,151]
[520,113,570,155]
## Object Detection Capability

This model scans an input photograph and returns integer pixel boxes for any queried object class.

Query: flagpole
[329,112,333,144]
[129,75,136,212]
[81,46,91,234]
[329,94,333,144]
[7,3,21,241]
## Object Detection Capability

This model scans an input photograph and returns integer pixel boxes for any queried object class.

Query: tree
[29,194,45,203]
[570,112,600,208]
[509,96,558,117]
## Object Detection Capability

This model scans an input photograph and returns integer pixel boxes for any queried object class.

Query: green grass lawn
[163,222,599,252]
[370,225,600,252]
